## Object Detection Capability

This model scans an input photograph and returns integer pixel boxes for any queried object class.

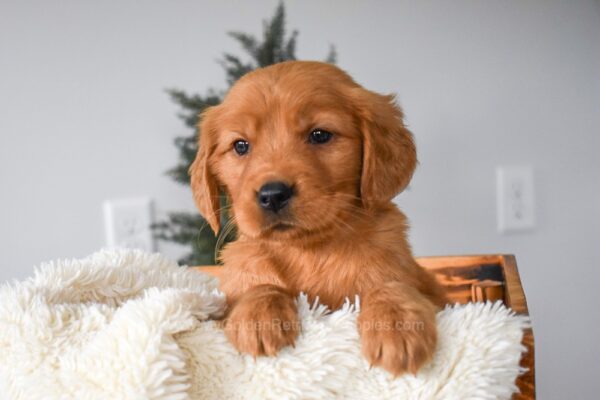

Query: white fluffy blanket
[0,250,529,400]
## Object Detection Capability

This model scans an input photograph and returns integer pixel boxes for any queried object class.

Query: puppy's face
[191,61,416,241]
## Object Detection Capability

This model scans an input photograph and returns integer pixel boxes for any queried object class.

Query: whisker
[214,216,237,261]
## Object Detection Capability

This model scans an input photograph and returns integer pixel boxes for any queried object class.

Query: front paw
[224,284,300,357]
[358,287,438,376]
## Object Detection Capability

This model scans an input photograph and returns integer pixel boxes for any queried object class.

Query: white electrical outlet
[103,198,155,251]
[496,166,535,233]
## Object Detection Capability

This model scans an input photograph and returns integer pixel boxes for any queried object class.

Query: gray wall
[1,1,598,397]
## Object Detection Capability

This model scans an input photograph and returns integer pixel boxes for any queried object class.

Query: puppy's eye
[233,140,249,155]
[308,129,333,144]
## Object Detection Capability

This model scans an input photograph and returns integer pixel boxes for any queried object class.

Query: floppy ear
[353,89,417,208]
[189,106,221,234]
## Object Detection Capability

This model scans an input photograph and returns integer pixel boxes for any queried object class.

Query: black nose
[257,181,293,212]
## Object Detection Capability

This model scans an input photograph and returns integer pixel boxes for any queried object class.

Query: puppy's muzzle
[257,181,293,213]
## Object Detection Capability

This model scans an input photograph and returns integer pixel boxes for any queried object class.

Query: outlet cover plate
[103,197,155,251]
[496,166,535,233]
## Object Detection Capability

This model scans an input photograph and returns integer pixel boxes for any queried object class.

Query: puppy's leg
[224,284,300,357]
[358,281,438,376]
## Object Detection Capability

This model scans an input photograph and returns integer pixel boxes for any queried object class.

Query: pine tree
[152,2,336,265]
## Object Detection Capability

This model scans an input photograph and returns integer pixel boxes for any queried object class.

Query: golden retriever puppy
[190,61,446,376]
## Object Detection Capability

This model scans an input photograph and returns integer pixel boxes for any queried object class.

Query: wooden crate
[194,254,535,399]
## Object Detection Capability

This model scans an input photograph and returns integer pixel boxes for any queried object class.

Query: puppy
[190,61,446,376]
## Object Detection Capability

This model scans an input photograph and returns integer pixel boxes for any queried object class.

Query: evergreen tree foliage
[152,2,336,265]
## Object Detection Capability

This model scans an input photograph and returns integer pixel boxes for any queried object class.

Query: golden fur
[190,61,446,376]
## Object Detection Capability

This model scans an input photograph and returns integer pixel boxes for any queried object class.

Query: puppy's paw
[224,284,300,357]
[358,285,438,376]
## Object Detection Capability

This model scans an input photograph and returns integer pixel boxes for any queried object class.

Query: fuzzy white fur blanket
[0,250,528,400]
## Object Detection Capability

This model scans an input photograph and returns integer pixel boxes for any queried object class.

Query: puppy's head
[191,61,416,240]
